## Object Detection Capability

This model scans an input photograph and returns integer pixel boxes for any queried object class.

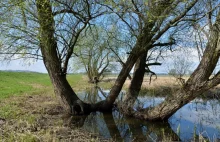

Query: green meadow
[0,71,51,99]
[0,71,113,99]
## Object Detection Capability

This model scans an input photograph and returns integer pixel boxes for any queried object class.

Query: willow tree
[130,10,220,120]
[100,0,199,115]
[118,0,220,120]
[74,27,115,83]
[0,0,108,112]
[2,0,220,122]
[100,0,220,121]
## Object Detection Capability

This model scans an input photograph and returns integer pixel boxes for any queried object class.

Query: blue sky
[0,47,201,74]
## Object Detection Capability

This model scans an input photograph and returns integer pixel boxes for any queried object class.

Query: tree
[74,27,113,83]
[120,1,220,120]
[1,0,220,123]
[96,0,193,111]
[100,0,199,117]
[168,69,176,76]
[168,49,192,80]
[73,25,120,83]
[131,12,220,120]
[0,0,109,113]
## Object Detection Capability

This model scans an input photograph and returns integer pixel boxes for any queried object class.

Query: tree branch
[150,0,198,50]
[152,41,175,47]
[146,62,162,66]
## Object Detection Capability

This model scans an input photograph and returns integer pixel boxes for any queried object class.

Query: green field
[0,71,52,99]
[0,71,113,99]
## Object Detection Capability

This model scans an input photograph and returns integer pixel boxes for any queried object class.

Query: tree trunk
[104,53,140,106]
[36,0,80,112]
[121,52,148,115]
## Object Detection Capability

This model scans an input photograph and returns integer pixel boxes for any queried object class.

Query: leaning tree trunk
[130,12,220,121]
[36,0,80,112]
[121,52,148,115]
[92,53,140,111]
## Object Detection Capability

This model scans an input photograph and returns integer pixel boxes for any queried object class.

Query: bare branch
[150,0,198,49]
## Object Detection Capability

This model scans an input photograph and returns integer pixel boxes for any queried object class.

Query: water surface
[73,87,220,141]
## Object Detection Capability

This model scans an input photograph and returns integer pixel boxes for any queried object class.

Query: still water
[72,87,220,141]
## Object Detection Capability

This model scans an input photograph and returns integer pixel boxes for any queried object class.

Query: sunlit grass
[0,71,51,99]
[0,72,66,100]
[0,72,106,99]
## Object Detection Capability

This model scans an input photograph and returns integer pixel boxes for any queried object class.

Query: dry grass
[125,75,191,88]
[105,75,220,98]
[104,75,184,89]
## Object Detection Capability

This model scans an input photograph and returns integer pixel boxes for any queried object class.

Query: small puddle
[73,87,220,141]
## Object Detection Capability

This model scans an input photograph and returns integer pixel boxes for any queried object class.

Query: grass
[0,71,113,99]
[0,71,114,142]
[0,87,112,141]
[0,71,51,99]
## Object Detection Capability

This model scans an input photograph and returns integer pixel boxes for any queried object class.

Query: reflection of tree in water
[82,86,107,104]
[69,87,179,141]
[114,111,179,141]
